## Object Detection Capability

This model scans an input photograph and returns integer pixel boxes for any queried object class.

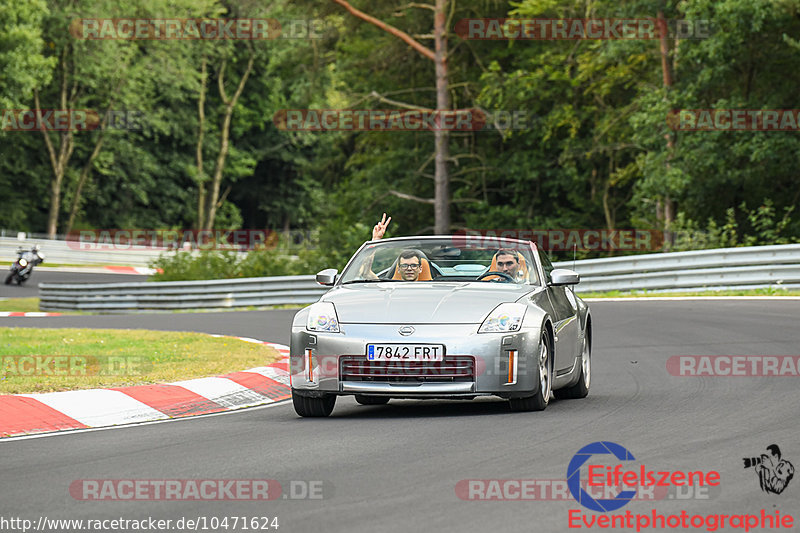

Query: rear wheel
[509,332,552,412]
[292,390,336,417]
[354,395,390,406]
[555,333,590,400]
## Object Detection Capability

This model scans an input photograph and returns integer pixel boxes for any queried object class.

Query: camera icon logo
[742,444,794,495]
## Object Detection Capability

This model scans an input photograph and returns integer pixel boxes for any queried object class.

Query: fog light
[506,350,518,385]
[306,348,314,383]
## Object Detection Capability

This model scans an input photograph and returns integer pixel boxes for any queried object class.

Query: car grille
[340,355,475,382]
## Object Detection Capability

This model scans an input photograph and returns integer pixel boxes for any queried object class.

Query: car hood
[323,282,532,324]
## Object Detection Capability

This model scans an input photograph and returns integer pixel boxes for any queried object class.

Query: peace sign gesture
[372,213,392,240]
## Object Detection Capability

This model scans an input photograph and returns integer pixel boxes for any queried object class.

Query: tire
[292,390,336,417]
[4,273,13,285]
[555,332,591,400]
[355,395,390,406]
[509,332,552,412]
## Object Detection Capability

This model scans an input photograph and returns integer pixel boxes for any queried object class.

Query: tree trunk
[657,9,675,250]
[64,133,105,234]
[433,0,450,234]
[37,80,74,239]
[65,88,122,234]
[46,169,63,238]
[40,44,125,238]
[204,108,232,230]
[203,52,254,230]
[196,57,208,230]
[333,0,450,233]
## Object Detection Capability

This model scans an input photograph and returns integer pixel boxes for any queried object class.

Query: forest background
[2,0,798,279]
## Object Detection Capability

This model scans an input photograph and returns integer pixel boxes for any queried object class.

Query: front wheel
[292,390,336,417]
[355,395,390,406]
[509,332,552,412]
[4,273,13,285]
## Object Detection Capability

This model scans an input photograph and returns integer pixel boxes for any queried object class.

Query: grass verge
[0,298,303,314]
[0,298,45,313]
[0,262,105,268]
[0,328,281,394]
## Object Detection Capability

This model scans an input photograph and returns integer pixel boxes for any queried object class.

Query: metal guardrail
[553,243,800,293]
[37,244,800,312]
[39,276,327,311]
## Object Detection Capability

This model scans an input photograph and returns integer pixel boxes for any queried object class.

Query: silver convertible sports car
[289,235,591,417]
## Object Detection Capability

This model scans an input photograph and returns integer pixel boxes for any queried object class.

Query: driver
[495,249,521,279]
[484,249,526,283]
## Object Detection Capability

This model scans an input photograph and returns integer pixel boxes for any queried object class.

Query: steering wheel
[477,271,515,282]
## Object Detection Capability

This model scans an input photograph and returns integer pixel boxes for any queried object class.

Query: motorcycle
[5,245,45,285]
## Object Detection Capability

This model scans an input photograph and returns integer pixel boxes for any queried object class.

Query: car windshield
[339,238,539,285]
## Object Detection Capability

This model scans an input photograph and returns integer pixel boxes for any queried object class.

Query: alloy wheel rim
[539,342,551,401]
[582,338,591,388]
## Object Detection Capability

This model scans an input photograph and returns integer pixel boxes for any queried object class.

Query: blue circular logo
[567,441,637,512]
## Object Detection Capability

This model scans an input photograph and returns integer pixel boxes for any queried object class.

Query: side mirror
[315,268,338,286]
[550,268,580,286]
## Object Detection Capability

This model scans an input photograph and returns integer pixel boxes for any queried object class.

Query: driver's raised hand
[372,213,392,240]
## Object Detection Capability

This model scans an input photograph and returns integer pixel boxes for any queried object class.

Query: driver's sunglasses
[497,261,517,268]
[399,263,421,270]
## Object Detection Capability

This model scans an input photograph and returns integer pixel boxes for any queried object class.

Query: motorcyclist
[5,245,45,285]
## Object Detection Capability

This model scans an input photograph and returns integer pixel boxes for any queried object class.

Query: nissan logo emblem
[398,326,415,336]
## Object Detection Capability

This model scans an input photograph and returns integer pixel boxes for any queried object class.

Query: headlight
[18,259,28,267]
[306,302,340,333]
[479,303,526,333]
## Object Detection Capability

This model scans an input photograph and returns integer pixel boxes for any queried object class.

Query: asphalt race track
[0,270,146,299]
[1,300,799,533]
[0,309,296,342]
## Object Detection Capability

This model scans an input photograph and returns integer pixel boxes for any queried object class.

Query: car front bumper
[290,324,543,399]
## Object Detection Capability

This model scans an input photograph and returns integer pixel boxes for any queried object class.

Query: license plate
[366,344,445,361]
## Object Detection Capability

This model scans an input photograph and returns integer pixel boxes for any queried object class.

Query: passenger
[395,249,423,281]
